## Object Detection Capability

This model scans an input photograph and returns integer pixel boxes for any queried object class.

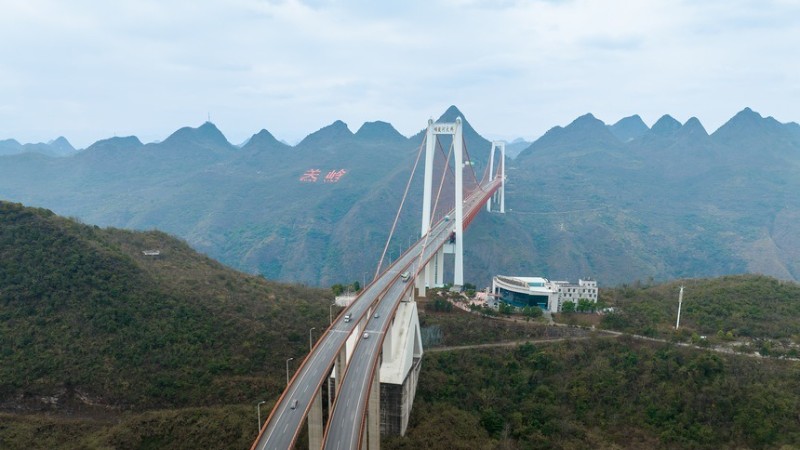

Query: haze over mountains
[0,136,75,157]
[1,106,799,287]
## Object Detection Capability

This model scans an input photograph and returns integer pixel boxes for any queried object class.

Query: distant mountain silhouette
[161,122,233,153]
[242,129,290,152]
[517,113,621,162]
[505,138,531,159]
[0,139,23,156]
[85,136,144,153]
[355,121,407,143]
[0,136,75,157]
[650,114,682,135]
[609,115,649,142]
[712,108,793,150]
[1,106,800,286]
[680,117,708,136]
[297,120,354,148]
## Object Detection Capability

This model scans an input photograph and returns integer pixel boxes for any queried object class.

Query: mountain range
[1,106,799,287]
[0,136,75,157]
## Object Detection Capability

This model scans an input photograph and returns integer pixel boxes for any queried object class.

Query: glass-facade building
[492,276,598,313]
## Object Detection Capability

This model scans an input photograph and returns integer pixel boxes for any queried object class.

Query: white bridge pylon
[487,141,506,213]
[417,118,506,295]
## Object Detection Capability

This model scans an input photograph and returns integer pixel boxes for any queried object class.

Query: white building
[552,279,598,312]
[491,276,598,313]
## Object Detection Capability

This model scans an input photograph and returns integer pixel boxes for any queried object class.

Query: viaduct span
[252,117,506,449]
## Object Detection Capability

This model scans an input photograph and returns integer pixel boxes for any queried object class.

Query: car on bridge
[400,272,410,282]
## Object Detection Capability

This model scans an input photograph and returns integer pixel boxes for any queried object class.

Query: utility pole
[257,400,266,433]
[285,357,294,386]
[675,286,684,329]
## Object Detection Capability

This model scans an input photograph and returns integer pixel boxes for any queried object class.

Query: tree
[561,301,576,313]
[577,298,595,313]
[522,306,542,320]
[431,298,453,312]
[499,302,515,316]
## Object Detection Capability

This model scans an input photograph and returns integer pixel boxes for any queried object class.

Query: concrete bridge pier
[308,389,323,449]
[367,362,381,449]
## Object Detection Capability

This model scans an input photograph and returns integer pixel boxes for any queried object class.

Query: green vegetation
[330,281,361,296]
[0,406,256,449]
[600,275,800,347]
[418,296,586,348]
[386,337,800,449]
[0,201,331,447]
[5,202,800,449]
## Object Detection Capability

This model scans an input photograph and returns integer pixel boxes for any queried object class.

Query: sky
[1,0,798,148]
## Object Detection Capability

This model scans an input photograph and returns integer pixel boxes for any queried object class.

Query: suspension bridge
[252,117,506,450]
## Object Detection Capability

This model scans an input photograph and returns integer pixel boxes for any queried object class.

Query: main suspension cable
[374,137,426,279]
[416,135,454,272]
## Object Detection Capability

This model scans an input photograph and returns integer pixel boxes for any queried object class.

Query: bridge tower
[486,141,506,213]
[418,117,465,294]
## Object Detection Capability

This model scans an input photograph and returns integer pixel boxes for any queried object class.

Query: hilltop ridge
[0,201,329,412]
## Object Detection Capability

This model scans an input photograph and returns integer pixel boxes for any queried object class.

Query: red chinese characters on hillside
[300,168,347,183]
[323,169,347,183]
[300,169,321,182]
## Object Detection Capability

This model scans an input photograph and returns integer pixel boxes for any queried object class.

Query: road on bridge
[253,177,503,450]
[322,178,502,449]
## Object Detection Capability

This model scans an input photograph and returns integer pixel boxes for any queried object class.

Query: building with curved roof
[492,276,598,313]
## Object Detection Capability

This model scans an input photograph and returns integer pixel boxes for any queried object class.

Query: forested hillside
[597,274,800,357]
[0,201,330,413]
[3,209,800,449]
[387,338,800,450]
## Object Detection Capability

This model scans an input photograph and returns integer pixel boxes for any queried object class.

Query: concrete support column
[335,348,346,396]
[367,365,381,450]
[453,118,464,288]
[308,389,323,450]
[435,248,444,287]
[327,374,333,412]
[425,260,434,289]
[415,270,426,298]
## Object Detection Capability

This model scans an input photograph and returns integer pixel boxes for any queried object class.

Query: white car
[362,332,369,339]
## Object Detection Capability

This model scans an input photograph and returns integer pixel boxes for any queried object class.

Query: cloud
[0,0,797,147]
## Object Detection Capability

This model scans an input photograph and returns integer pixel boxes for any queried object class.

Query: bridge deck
[252,177,502,450]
